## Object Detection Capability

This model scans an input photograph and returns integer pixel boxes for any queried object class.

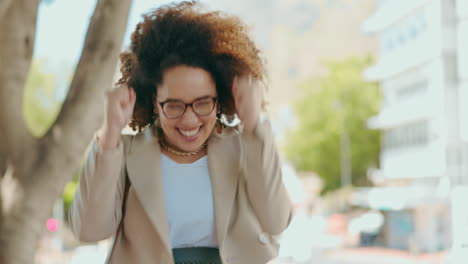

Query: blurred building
[266,0,377,121]
[459,1,468,147]
[451,0,468,262]
[207,0,377,143]
[357,0,468,253]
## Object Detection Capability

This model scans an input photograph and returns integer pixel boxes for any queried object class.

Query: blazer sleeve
[240,119,293,235]
[69,134,129,242]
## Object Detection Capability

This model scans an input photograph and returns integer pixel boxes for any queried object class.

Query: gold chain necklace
[158,138,207,157]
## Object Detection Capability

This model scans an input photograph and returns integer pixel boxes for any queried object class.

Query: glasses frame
[158,96,218,119]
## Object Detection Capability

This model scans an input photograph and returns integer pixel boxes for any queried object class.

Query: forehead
[157,65,217,101]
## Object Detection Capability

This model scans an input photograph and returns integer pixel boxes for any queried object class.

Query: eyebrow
[160,95,214,103]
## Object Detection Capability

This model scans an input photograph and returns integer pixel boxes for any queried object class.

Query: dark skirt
[172,247,222,264]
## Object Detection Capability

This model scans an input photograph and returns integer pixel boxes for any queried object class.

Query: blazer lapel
[208,130,240,249]
[126,127,172,254]
[125,127,239,252]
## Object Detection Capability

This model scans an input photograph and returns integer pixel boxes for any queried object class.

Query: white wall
[457,18,468,142]
[381,141,445,179]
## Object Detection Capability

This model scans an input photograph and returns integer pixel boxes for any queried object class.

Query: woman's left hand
[232,75,263,135]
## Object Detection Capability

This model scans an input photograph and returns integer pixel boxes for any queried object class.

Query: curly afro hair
[116,1,266,132]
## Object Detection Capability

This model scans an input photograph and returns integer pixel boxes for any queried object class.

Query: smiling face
[155,65,218,152]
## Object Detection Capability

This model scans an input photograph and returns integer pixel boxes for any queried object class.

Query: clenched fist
[232,75,263,135]
[98,85,136,150]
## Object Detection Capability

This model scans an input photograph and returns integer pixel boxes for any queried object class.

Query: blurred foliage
[63,175,79,221]
[23,60,61,137]
[286,56,381,194]
[23,60,78,217]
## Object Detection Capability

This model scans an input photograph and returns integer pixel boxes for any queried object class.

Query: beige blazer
[69,120,293,264]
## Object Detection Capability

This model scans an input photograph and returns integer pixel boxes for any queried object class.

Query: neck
[161,147,207,164]
[158,137,208,163]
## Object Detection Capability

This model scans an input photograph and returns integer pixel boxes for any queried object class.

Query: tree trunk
[0,0,133,263]
[0,177,52,263]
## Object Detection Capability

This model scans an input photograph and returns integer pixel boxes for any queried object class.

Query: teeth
[179,127,200,137]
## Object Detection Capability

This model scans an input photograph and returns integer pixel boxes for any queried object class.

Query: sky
[33,0,274,69]
[34,0,182,69]
[33,0,194,100]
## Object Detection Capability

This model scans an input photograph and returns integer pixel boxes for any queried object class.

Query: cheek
[160,117,177,130]
[201,113,217,128]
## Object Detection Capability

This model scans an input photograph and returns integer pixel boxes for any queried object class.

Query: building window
[397,27,407,45]
[381,30,395,53]
[408,24,418,39]
[379,9,427,54]
[395,79,428,99]
[383,121,429,151]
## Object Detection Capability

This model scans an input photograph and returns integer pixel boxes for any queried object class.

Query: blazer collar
[126,126,239,253]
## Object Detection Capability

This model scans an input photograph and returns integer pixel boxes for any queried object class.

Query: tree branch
[38,0,132,183]
[0,0,39,164]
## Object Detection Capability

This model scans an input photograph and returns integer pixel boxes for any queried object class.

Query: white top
[160,154,218,249]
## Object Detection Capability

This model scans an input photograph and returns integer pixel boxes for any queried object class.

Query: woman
[69,1,293,263]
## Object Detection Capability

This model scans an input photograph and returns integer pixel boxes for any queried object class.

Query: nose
[180,105,199,125]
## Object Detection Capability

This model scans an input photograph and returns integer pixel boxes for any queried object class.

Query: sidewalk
[324,247,447,264]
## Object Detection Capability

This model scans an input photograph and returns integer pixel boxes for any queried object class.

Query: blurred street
[311,248,445,264]
[35,212,449,264]
[37,239,447,264]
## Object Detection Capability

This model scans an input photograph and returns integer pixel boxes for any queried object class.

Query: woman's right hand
[98,85,136,151]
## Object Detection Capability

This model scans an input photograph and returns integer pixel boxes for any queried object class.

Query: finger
[232,76,238,96]
[116,87,131,107]
[236,75,250,96]
[236,84,244,107]
[237,75,248,89]
[117,110,127,127]
[129,88,136,103]
[110,84,125,97]
[110,83,124,93]
[128,91,137,112]
[232,76,240,109]
[124,103,135,122]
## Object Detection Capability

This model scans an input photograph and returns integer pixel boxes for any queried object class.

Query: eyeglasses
[158,96,217,119]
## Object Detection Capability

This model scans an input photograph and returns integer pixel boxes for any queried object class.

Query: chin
[172,126,213,152]
[180,143,204,152]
